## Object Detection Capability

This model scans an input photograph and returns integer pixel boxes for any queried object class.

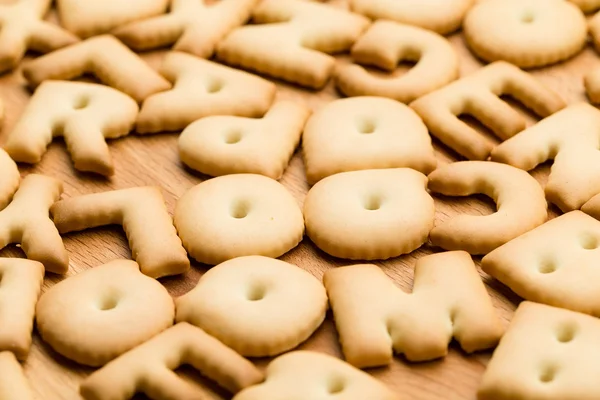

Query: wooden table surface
[0,1,596,399]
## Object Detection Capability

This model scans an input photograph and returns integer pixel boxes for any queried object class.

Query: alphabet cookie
[174,174,304,265]
[4,81,138,176]
[50,186,189,279]
[464,0,587,68]
[176,256,327,357]
[0,149,19,210]
[115,0,259,58]
[137,52,276,134]
[428,161,547,254]
[324,251,504,367]
[179,101,310,179]
[0,174,68,274]
[80,322,264,400]
[302,97,436,185]
[22,35,171,103]
[410,61,566,160]
[304,169,434,260]
[0,352,34,400]
[336,21,459,103]
[217,0,369,89]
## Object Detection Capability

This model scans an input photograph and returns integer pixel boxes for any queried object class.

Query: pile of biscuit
[1,0,599,399]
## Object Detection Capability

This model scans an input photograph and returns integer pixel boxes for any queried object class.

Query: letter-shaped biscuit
[217,0,369,89]
[0,149,20,210]
[336,21,459,103]
[0,0,78,74]
[80,322,264,400]
[483,211,600,316]
[0,259,44,360]
[479,302,600,400]
[179,101,310,179]
[304,168,434,260]
[302,97,437,185]
[22,35,171,103]
[50,187,189,279]
[233,351,398,400]
[137,52,276,134]
[349,0,475,35]
[324,251,504,368]
[4,81,138,176]
[410,61,566,161]
[428,161,547,254]
[36,260,174,366]
[176,256,327,357]
[0,174,68,274]
[0,352,34,400]
[115,0,259,58]
[491,103,600,212]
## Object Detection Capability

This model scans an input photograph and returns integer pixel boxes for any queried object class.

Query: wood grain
[0,1,596,399]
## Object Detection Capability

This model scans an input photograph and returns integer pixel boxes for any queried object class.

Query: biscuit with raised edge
[336,21,459,104]
[4,81,138,177]
[349,0,474,35]
[324,251,503,368]
[137,52,276,134]
[115,0,259,59]
[233,351,398,400]
[483,211,600,316]
[0,174,68,274]
[303,97,436,185]
[479,301,600,400]
[428,161,547,255]
[304,168,434,260]
[80,322,264,400]
[179,101,310,180]
[0,149,19,210]
[0,0,78,74]
[0,259,44,360]
[0,352,34,400]
[50,186,189,279]
[36,260,174,367]
[464,0,587,69]
[410,61,566,161]
[176,256,327,357]
[57,0,168,39]
[217,0,369,89]
[570,0,600,12]
[174,174,304,265]
[492,103,600,212]
[22,35,171,103]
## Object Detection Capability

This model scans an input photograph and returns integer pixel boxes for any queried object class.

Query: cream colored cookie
[410,61,566,160]
[336,21,459,103]
[22,35,171,103]
[217,0,369,89]
[176,256,327,357]
[483,211,600,316]
[115,0,259,58]
[304,168,434,260]
[303,97,436,185]
[570,0,600,12]
[4,81,138,176]
[584,66,600,104]
[80,322,264,400]
[0,259,44,360]
[582,193,600,220]
[57,0,168,38]
[174,174,304,265]
[492,103,600,212]
[479,301,600,400]
[0,149,19,210]
[50,186,189,279]
[464,0,587,68]
[138,52,276,134]
[233,351,398,400]
[0,352,34,400]
[36,260,174,367]
[349,0,475,35]
[179,101,310,180]
[428,161,547,254]
[324,251,504,367]
[0,174,68,274]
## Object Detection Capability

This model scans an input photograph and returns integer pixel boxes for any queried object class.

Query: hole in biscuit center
[206,79,224,94]
[580,234,598,250]
[231,199,250,219]
[557,323,576,343]
[247,283,266,301]
[224,129,243,144]
[539,365,557,383]
[538,259,556,274]
[357,119,376,134]
[98,295,119,311]
[327,377,345,394]
[73,95,90,110]
[521,11,535,23]
[364,194,381,211]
